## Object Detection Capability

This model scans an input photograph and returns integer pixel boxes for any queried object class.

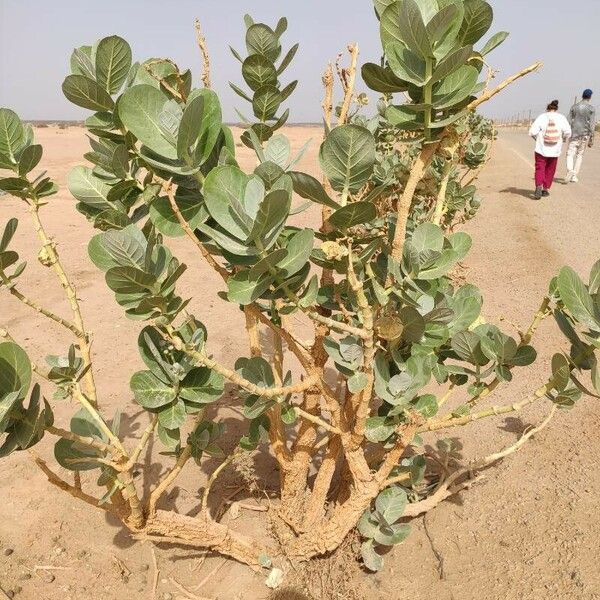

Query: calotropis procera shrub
[1,0,599,576]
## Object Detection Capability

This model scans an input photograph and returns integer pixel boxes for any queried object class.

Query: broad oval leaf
[130,370,176,409]
[557,266,599,330]
[289,171,338,209]
[0,341,31,401]
[458,0,494,45]
[242,55,278,92]
[67,166,112,209]
[17,144,43,176]
[319,125,376,193]
[0,108,24,162]
[62,74,115,112]
[95,35,132,94]
[328,202,377,231]
[246,24,281,62]
[158,398,187,430]
[118,85,177,159]
[252,85,283,122]
[361,63,408,94]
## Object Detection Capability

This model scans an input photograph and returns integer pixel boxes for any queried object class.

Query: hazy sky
[0,0,597,122]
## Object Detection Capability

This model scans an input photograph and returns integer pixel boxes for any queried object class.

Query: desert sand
[1,125,600,600]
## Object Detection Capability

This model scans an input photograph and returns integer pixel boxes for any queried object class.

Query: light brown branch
[30,450,116,514]
[28,203,98,407]
[404,406,556,518]
[194,18,212,89]
[337,44,359,126]
[468,62,543,111]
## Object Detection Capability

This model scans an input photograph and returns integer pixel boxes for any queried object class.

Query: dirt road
[1,128,599,600]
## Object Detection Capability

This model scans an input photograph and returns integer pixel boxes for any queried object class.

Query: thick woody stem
[244,307,262,357]
[432,159,454,226]
[390,142,440,267]
[347,244,375,447]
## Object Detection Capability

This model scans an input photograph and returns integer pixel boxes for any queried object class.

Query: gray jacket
[569,100,596,141]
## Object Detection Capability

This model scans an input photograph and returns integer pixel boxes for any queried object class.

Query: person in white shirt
[528,100,572,199]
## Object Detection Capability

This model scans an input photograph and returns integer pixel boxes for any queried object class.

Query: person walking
[528,100,571,199]
[565,89,596,183]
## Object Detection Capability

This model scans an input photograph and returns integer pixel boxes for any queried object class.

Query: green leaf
[509,345,537,367]
[374,522,411,546]
[375,486,407,524]
[105,266,156,294]
[430,45,474,84]
[348,372,370,393]
[425,3,461,47]
[70,45,95,78]
[67,165,112,208]
[118,85,177,159]
[0,341,31,401]
[557,266,599,330]
[203,165,251,240]
[242,55,278,92]
[361,540,383,572]
[361,63,408,94]
[289,171,338,209]
[0,108,24,162]
[227,271,274,305]
[252,85,283,121]
[385,105,421,129]
[264,134,290,168]
[328,202,377,230]
[95,35,132,94]
[398,306,425,342]
[277,229,314,277]
[551,353,571,392]
[396,0,432,58]
[277,43,299,75]
[589,260,600,295]
[458,0,494,45]
[374,0,396,18]
[386,44,427,85]
[158,398,186,430]
[249,189,290,245]
[130,370,176,409]
[17,144,42,176]
[319,125,376,193]
[451,330,488,365]
[149,192,207,237]
[180,368,224,404]
[365,416,396,443]
[432,65,479,109]
[88,224,147,271]
[480,31,509,56]
[411,223,444,253]
[179,89,223,165]
[0,218,18,253]
[62,74,115,111]
[246,24,281,62]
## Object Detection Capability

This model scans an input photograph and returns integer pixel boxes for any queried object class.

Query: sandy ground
[1,125,599,600]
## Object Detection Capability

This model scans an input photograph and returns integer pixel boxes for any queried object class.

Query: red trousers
[534,152,558,189]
